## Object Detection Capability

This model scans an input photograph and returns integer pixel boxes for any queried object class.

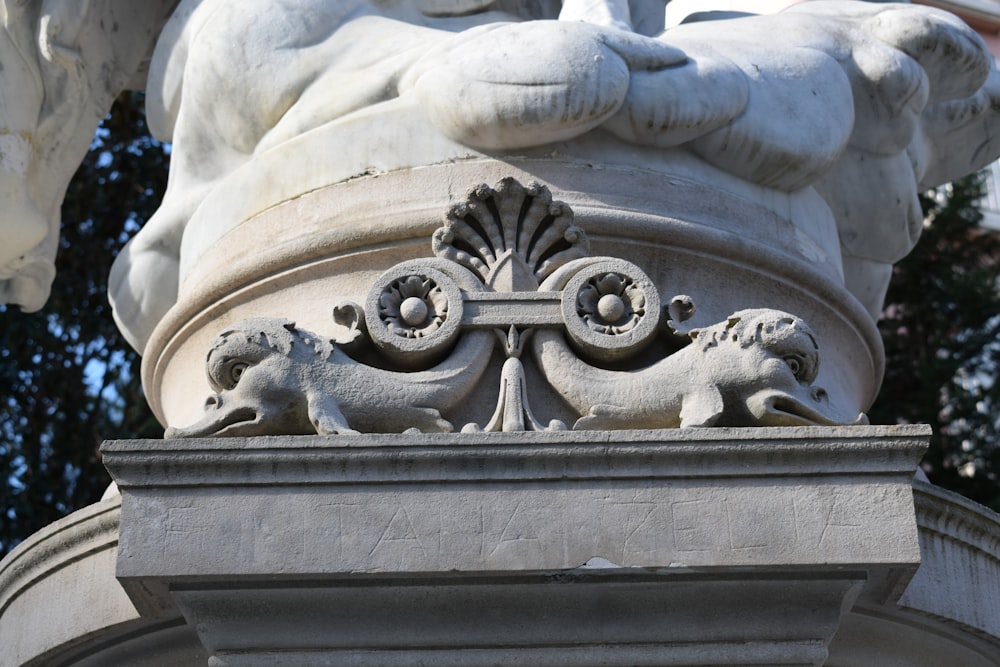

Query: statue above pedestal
[0,0,175,309]
[3,1,1000,424]
[104,0,1000,352]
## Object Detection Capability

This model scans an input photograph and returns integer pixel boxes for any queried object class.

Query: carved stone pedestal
[145,162,884,435]
[101,426,926,666]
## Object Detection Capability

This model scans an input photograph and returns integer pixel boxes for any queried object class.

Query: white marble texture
[5,427,998,665]
[1,2,997,353]
[97,426,932,666]
[109,0,1000,351]
[0,1,174,311]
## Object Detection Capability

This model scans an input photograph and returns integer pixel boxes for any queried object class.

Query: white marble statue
[2,1,999,354]
[0,0,174,311]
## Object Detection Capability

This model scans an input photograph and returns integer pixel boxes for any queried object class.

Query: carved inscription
[135,484,902,574]
[163,506,205,558]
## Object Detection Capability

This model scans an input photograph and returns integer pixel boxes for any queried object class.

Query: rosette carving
[577,272,647,336]
[379,275,449,339]
[363,259,481,368]
[538,257,662,363]
[169,177,865,437]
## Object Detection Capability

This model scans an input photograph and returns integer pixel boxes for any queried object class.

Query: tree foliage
[870,174,1000,510]
[0,93,168,556]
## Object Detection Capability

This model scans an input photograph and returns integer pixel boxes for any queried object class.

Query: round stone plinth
[143,157,882,432]
[0,496,206,666]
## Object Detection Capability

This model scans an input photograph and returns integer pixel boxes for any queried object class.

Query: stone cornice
[102,425,930,489]
[897,480,1000,642]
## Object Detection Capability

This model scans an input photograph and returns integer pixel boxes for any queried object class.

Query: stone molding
[9,425,1000,665]
[100,426,927,666]
[900,481,1000,639]
[825,480,1000,666]
[0,496,121,620]
[0,497,151,666]
[107,425,927,488]
[0,496,204,667]
[142,162,885,432]
[189,576,860,667]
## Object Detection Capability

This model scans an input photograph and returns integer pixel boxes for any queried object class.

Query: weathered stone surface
[534,306,865,430]
[826,481,1000,666]
[142,163,885,435]
[0,495,205,667]
[162,317,494,438]
[0,1,174,311]
[183,576,861,666]
[106,426,926,578]
[3,4,1000,665]
[164,191,867,440]
[901,481,1000,639]
[0,2,984,346]
[99,425,927,666]
[8,425,1000,666]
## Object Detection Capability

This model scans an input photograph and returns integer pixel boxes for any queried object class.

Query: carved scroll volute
[364,258,484,369]
[167,176,868,438]
[538,257,662,363]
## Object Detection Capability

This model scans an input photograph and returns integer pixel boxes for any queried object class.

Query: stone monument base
[0,496,205,666]
[4,425,1000,666]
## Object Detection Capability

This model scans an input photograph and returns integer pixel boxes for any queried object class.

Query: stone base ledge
[104,426,926,579]
[903,480,1000,637]
[189,574,860,666]
[105,425,926,486]
[825,481,1000,666]
[11,425,1000,666]
[0,498,128,666]
[99,425,927,666]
